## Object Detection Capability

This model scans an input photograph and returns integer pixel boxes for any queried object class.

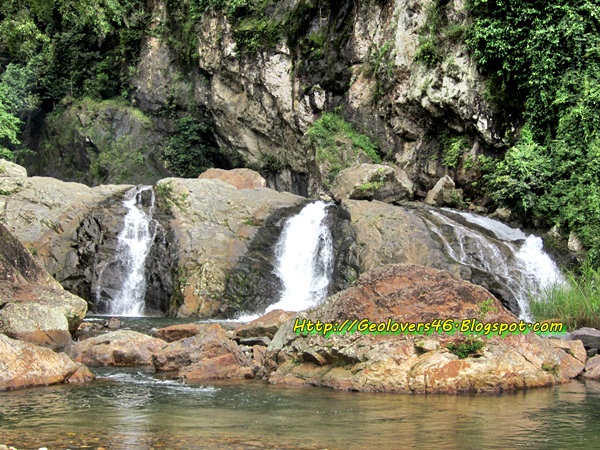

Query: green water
[2,368,600,449]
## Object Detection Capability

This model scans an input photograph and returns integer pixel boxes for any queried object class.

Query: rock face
[199,168,267,189]
[0,159,27,178]
[332,164,414,203]
[0,177,175,314]
[0,334,83,390]
[122,0,501,195]
[266,264,585,393]
[155,178,307,317]
[66,330,168,366]
[152,324,254,381]
[28,98,171,185]
[0,177,131,293]
[0,223,87,349]
[344,200,454,274]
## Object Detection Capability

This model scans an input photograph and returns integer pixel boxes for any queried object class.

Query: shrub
[467,0,600,265]
[446,337,485,359]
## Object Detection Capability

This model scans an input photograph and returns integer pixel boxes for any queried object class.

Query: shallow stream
[2,367,600,449]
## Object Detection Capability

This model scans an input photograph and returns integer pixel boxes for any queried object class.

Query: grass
[530,263,600,330]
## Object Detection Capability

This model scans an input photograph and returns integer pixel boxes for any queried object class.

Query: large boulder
[155,178,306,317]
[0,176,132,294]
[570,328,600,351]
[152,323,254,381]
[0,159,27,177]
[0,334,88,390]
[331,164,413,203]
[199,168,267,189]
[0,223,87,349]
[266,264,585,393]
[66,330,168,366]
[582,355,600,380]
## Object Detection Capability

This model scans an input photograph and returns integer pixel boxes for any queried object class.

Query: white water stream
[264,201,334,314]
[421,208,564,320]
[105,186,158,316]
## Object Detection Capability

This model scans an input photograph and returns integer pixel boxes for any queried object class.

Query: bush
[446,337,485,359]
[467,0,600,266]
[162,117,217,178]
[530,264,600,330]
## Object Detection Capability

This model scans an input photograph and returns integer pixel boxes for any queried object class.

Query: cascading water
[100,186,158,316]
[265,201,334,313]
[416,207,564,320]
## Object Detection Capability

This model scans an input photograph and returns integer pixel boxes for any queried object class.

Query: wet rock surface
[155,178,306,318]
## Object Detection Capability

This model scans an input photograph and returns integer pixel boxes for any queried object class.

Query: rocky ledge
[265,264,586,393]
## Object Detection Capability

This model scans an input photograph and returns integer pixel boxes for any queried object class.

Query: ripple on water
[2,370,600,449]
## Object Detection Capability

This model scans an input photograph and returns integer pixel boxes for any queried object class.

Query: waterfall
[265,201,334,313]
[101,186,158,316]
[416,208,564,320]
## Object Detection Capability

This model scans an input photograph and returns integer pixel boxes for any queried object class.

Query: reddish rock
[198,168,266,189]
[583,355,600,380]
[67,330,167,366]
[65,363,96,383]
[234,309,293,339]
[153,323,206,342]
[266,264,585,393]
[181,354,254,382]
[153,324,253,380]
[0,334,79,390]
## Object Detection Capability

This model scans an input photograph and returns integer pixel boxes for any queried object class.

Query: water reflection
[2,369,600,449]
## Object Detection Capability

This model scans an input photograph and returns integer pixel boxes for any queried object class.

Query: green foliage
[446,337,485,359]
[467,0,600,265]
[415,38,442,67]
[166,0,282,59]
[0,83,21,159]
[257,153,283,174]
[442,135,469,169]
[477,298,497,320]
[0,0,150,161]
[307,112,381,185]
[531,263,600,330]
[482,127,552,216]
[162,117,217,178]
